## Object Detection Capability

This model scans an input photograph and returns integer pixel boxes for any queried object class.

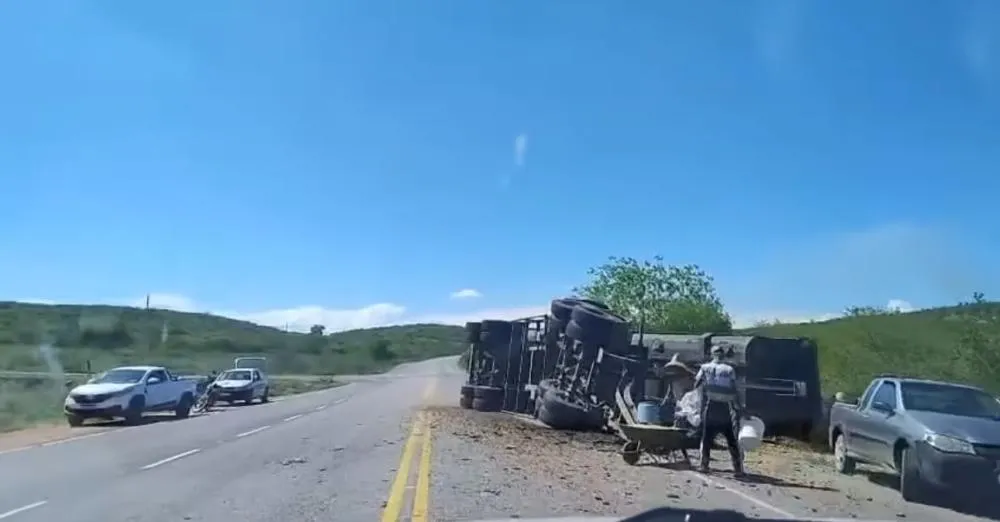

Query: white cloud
[449,288,482,300]
[514,133,528,167]
[886,299,915,313]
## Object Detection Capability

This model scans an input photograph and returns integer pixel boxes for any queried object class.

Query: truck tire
[175,393,194,419]
[550,299,579,322]
[460,384,475,398]
[66,413,84,428]
[537,393,589,430]
[459,395,473,409]
[479,320,514,345]
[569,305,628,346]
[577,298,611,311]
[833,433,856,474]
[124,396,144,426]
[472,395,502,412]
[472,385,503,412]
[465,322,482,343]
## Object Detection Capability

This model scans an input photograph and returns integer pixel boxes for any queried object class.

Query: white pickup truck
[63,365,199,427]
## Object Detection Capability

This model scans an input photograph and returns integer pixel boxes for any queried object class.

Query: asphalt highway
[0,357,994,522]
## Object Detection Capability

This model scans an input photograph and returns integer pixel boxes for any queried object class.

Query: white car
[64,365,198,427]
[212,367,270,405]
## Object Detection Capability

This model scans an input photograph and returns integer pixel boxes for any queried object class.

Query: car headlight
[924,433,976,454]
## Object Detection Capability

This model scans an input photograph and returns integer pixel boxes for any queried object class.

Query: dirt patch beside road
[424,406,991,522]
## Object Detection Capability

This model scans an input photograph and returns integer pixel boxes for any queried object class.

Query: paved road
[0,357,995,522]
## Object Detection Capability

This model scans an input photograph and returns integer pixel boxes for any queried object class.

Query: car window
[147,370,168,383]
[221,370,253,380]
[859,381,878,408]
[901,382,1000,419]
[872,382,897,408]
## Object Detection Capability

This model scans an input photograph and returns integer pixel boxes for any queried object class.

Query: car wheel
[900,446,930,503]
[175,393,193,419]
[66,414,84,427]
[261,387,270,403]
[833,433,856,474]
[124,397,144,426]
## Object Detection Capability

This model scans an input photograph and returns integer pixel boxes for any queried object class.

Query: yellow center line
[411,414,433,522]
[380,414,422,522]
[381,379,438,522]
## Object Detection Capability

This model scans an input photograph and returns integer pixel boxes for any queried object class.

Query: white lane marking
[236,426,270,438]
[684,471,795,518]
[0,501,47,520]
[0,446,32,457]
[41,431,108,446]
[315,405,326,411]
[333,398,347,405]
[0,431,112,456]
[141,449,201,470]
[283,414,303,422]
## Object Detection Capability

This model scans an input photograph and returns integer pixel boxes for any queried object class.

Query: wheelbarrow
[617,423,698,467]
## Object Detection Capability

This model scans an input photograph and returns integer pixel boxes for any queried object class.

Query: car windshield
[89,369,147,384]
[220,370,252,381]
[901,382,1000,418]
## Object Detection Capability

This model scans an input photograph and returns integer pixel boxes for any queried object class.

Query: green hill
[739,300,1000,397]
[0,301,466,376]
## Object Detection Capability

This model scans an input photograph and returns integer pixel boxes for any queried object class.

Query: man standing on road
[694,343,745,477]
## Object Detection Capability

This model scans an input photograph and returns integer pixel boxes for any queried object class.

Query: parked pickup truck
[828,375,1000,504]
[63,365,198,427]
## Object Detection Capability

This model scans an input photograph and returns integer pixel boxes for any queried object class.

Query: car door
[145,370,171,407]
[853,381,898,466]
[840,381,877,459]
[251,370,264,398]
[863,381,903,467]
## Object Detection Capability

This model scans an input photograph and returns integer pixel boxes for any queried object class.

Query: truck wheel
[175,393,193,419]
[124,397,144,426]
[66,414,84,427]
[459,395,473,409]
[471,385,503,412]
[261,387,270,403]
[833,433,856,474]
[899,446,930,503]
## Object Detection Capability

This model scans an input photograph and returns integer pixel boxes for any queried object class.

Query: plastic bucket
[738,416,765,452]
[636,401,661,424]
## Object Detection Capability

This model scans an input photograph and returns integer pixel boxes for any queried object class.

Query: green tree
[574,256,732,333]
[309,324,325,336]
[369,339,394,361]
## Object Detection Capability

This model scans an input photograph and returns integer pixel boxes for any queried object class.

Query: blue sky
[1,0,998,331]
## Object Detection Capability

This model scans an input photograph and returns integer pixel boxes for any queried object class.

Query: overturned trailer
[458,297,824,441]
[626,333,823,437]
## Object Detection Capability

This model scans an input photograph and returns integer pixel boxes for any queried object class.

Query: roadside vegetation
[576,257,999,397]
[0,301,466,376]
[0,301,467,432]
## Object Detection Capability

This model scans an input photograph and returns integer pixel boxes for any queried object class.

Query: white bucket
[738,416,765,452]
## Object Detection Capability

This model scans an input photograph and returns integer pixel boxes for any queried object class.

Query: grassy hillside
[0,301,466,376]
[740,300,1000,397]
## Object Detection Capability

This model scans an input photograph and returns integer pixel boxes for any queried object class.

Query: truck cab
[63,365,198,426]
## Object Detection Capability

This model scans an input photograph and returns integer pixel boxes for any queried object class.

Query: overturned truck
[458,297,824,440]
